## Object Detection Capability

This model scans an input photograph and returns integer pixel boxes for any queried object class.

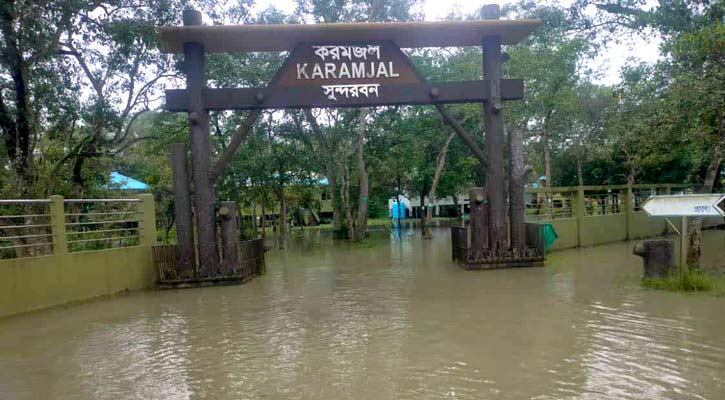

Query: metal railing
[64,199,142,253]
[0,199,53,259]
[0,195,156,260]
[524,184,691,222]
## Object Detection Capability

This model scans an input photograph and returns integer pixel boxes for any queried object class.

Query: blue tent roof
[110,172,149,190]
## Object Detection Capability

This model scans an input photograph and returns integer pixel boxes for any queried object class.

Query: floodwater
[1,228,725,399]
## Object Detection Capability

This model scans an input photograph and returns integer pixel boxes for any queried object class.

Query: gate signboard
[160,6,544,274]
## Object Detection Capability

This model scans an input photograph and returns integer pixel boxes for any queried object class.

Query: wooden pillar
[468,187,488,257]
[220,201,239,275]
[482,4,508,252]
[183,9,218,277]
[170,142,196,277]
[508,126,525,254]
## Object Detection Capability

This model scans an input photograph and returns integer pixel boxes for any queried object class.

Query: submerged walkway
[1,229,724,399]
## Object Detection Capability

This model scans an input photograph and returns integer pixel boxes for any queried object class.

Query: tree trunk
[170,142,196,277]
[452,194,462,224]
[184,33,218,277]
[327,163,342,232]
[354,109,369,241]
[419,191,426,234]
[251,198,258,237]
[277,187,286,249]
[341,162,355,241]
[425,132,455,238]
[261,194,267,241]
[482,34,507,252]
[542,129,552,219]
[304,109,343,232]
[575,139,584,187]
[509,126,526,254]
[687,114,725,269]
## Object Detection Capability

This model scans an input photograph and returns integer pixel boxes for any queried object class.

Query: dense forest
[1,0,723,241]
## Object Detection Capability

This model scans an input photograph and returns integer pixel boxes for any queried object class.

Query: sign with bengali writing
[274,41,422,105]
[641,194,725,217]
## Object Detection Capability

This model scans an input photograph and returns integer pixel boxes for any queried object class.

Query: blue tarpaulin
[110,172,149,190]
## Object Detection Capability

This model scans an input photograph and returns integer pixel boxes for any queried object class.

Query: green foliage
[642,270,715,292]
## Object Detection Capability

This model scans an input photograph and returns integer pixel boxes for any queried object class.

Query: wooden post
[49,195,67,255]
[183,9,218,277]
[137,194,158,247]
[170,142,196,276]
[220,201,239,275]
[482,4,508,252]
[468,187,487,258]
[508,126,525,254]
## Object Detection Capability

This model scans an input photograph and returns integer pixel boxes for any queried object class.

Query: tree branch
[435,104,486,166]
[210,110,261,182]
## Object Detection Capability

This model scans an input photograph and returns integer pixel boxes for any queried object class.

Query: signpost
[641,194,725,268]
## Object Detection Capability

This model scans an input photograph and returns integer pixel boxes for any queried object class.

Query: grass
[642,270,718,292]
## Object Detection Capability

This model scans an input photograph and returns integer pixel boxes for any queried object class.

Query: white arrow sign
[641,194,725,217]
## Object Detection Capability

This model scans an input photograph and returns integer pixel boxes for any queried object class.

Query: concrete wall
[0,246,155,318]
[580,214,627,247]
[547,218,578,250]
[0,194,157,319]
[628,211,667,239]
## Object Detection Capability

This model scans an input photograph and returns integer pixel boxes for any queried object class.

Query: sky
[248,0,663,85]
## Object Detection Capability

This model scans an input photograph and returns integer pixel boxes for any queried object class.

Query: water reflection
[0,229,724,399]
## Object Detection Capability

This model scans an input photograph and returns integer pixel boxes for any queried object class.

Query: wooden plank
[159,19,542,54]
[165,80,524,111]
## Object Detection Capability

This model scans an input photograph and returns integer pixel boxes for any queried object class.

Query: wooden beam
[159,19,541,54]
[165,80,524,111]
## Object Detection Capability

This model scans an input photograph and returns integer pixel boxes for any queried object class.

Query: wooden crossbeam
[164,79,523,111]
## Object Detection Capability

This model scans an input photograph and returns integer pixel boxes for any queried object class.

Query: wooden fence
[152,238,265,287]
[451,223,545,269]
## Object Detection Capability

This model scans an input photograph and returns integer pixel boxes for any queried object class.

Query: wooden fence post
[49,195,67,255]
[220,201,239,275]
[137,194,157,247]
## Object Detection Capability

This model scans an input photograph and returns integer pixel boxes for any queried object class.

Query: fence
[152,239,266,287]
[1,195,156,259]
[523,184,717,250]
[0,195,157,318]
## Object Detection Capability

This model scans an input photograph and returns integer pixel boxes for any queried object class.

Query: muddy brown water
[1,228,724,399]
